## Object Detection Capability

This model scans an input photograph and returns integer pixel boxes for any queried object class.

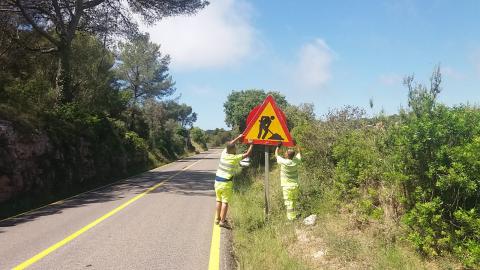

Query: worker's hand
[248,139,254,144]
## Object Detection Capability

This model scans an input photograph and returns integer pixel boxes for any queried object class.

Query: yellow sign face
[242,95,293,146]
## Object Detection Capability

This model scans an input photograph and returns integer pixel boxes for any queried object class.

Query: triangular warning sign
[242,95,294,146]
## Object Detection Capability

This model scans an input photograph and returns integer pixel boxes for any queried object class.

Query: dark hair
[286,149,296,159]
[226,143,236,154]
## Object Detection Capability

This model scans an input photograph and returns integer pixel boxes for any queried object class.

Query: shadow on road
[149,169,216,197]
[0,153,218,229]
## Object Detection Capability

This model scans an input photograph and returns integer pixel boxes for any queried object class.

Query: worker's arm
[274,142,283,164]
[228,134,244,145]
[275,141,282,157]
[296,144,301,154]
[242,140,254,159]
[295,142,302,160]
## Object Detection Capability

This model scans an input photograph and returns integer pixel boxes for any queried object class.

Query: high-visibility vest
[216,149,243,180]
[277,154,301,186]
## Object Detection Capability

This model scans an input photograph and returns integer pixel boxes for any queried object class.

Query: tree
[142,98,167,149]
[190,127,208,150]
[164,101,197,129]
[223,89,288,132]
[0,0,208,103]
[71,33,122,114]
[116,34,175,128]
[404,65,442,118]
[206,128,232,147]
[284,103,316,130]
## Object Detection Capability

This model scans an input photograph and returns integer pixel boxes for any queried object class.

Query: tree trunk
[129,91,138,130]
[130,107,136,130]
[56,44,73,103]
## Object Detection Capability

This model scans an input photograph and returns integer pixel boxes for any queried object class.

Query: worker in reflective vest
[215,134,254,228]
[275,142,302,220]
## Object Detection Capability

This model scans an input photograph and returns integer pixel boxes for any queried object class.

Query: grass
[230,168,308,270]
[229,166,462,270]
[299,212,427,270]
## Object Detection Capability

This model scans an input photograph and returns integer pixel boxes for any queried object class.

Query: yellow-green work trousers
[282,186,299,220]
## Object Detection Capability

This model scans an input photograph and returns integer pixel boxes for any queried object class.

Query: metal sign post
[241,95,295,218]
[264,145,270,216]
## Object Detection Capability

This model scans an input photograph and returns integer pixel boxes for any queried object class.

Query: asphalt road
[0,149,228,270]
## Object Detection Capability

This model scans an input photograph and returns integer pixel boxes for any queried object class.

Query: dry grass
[230,167,462,270]
[288,209,462,270]
[230,169,308,270]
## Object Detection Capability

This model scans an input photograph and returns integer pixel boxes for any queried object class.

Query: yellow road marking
[208,149,225,270]
[13,159,202,270]
[208,215,221,270]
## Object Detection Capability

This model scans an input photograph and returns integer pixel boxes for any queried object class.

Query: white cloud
[378,73,402,86]
[294,39,334,89]
[143,0,257,70]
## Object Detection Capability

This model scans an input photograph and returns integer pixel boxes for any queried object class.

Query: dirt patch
[287,214,379,269]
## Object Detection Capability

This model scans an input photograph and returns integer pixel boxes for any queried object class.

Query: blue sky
[145,0,480,130]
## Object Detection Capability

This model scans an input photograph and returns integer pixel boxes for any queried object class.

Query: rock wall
[0,118,152,204]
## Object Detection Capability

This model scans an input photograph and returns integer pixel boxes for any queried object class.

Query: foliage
[116,34,175,130]
[71,33,125,114]
[333,128,387,210]
[298,68,480,267]
[206,128,232,147]
[190,127,208,150]
[291,105,367,214]
[0,0,208,102]
[223,89,288,132]
[230,169,308,270]
[117,34,175,106]
[225,68,472,267]
[163,100,197,129]
[284,103,316,130]
[0,11,201,214]
[390,69,480,266]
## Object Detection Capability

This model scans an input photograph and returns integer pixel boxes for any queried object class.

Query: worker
[215,134,254,228]
[275,142,302,220]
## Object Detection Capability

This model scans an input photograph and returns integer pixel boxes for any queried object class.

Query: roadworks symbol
[243,98,292,145]
[257,115,284,140]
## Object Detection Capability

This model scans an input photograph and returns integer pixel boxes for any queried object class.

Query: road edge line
[208,215,221,270]
[12,159,201,270]
[208,149,223,270]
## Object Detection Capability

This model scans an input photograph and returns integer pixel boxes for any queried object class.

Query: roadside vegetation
[0,1,209,218]
[228,68,476,268]
[206,128,233,147]
[230,168,307,270]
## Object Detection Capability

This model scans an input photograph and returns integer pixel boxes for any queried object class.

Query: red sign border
[242,95,294,147]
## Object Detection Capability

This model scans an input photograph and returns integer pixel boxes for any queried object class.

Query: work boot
[215,219,220,225]
[219,220,232,229]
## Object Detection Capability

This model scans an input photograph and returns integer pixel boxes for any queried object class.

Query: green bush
[385,70,480,267]
[206,128,232,147]
[190,127,208,150]
[282,68,478,267]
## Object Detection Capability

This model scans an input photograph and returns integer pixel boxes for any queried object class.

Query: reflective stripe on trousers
[282,186,299,220]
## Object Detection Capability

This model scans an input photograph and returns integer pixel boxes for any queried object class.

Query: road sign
[242,95,294,147]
